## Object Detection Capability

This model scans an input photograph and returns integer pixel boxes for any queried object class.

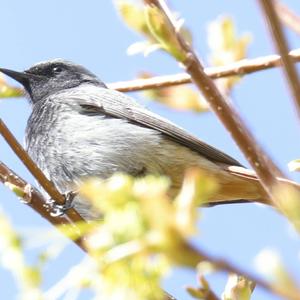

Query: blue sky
[1,1,300,299]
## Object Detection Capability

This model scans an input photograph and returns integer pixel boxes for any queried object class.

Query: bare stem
[186,243,300,300]
[0,120,177,300]
[2,49,300,96]
[108,48,300,92]
[1,159,296,300]
[275,1,300,36]
[143,0,288,205]
[0,161,85,250]
[258,0,300,120]
[0,119,84,224]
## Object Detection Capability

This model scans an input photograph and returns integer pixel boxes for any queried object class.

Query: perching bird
[0,59,269,220]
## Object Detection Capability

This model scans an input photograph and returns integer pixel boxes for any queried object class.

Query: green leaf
[115,1,151,37]
[145,5,187,61]
[0,84,23,98]
[207,16,251,92]
[288,159,300,172]
[222,274,255,300]
[254,249,298,292]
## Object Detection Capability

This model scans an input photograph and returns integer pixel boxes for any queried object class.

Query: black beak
[0,68,31,86]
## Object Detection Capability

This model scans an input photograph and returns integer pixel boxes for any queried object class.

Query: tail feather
[210,165,300,207]
[205,165,270,206]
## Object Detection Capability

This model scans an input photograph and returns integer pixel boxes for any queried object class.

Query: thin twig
[1,160,296,300]
[108,48,300,92]
[0,122,177,300]
[185,243,300,300]
[1,162,178,299]
[0,161,85,250]
[143,0,287,205]
[258,0,300,119]
[2,49,300,95]
[0,119,84,224]
[275,1,300,36]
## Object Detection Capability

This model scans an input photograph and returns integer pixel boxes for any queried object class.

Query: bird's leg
[50,190,78,217]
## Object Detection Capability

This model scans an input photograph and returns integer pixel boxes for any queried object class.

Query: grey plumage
[0,59,266,220]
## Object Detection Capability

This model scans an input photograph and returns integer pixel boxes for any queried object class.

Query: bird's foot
[50,191,77,217]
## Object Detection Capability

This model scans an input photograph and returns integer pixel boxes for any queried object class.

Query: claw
[50,191,77,217]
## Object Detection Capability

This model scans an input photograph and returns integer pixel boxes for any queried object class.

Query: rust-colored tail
[205,165,298,207]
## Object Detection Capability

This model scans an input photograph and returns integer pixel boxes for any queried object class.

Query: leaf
[174,169,218,236]
[186,275,219,300]
[273,183,300,232]
[79,172,212,299]
[4,182,26,198]
[0,74,23,98]
[254,248,299,292]
[222,274,255,300]
[115,1,151,37]
[115,1,164,56]
[139,72,209,112]
[288,159,300,172]
[116,1,193,59]
[155,85,209,112]
[207,16,251,92]
[0,211,43,299]
[81,174,173,300]
[145,5,187,61]
[127,41,162,56]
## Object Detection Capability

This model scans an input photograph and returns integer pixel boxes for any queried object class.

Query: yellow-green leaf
[288,159,300,172]
[145,5,187,61]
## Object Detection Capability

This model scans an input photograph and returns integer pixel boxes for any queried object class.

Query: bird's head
[0,59,106,103]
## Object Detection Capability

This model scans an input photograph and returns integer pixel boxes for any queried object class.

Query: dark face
[0,59,106,103]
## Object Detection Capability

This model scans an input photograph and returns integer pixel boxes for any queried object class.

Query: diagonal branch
[0,119,85,224]
[185,243,300,300]
[0,161,85,250]
[108,48,300,92]
[0,165,178,300]
[258,0,300,120]
[1,158,298,300]
[2,49,300,96]
[143,0,287,205]
[0,120,178,300]
[275,1,300,36]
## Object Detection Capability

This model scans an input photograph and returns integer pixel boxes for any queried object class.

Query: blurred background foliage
[1,0,300,300]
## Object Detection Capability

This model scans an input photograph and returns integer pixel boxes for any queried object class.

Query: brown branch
[0,119,84,224]
[1,152,177,300]
[0,161,85,250]
[0,122,178,300]
[185,243,300,300]
[2,49,300,96]
[275,1,300,36]
[187,276,221,300]
[108,48,300,92]
[258,0,300,119]
[1,159,296,300]
[143,0,288,205]
[202,290,220,300]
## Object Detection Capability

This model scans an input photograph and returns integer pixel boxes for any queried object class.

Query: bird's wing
[69,87,243,167]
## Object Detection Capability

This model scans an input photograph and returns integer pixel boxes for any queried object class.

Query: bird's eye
[52,66,63,74]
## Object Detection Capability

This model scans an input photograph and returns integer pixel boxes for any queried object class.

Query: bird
[0,59,270,220]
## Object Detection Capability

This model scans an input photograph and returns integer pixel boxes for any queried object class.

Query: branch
[2,49,300,96]
[143,0,288,206]
[108,48,300,92]
[0,122,178,300]
[1,159,297,300]
[0,148,177,300]
[0,161,85,250]
[258,0,300,119]
[185,243,300,300]
[0,119,84,224]
[275,1,300,36]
